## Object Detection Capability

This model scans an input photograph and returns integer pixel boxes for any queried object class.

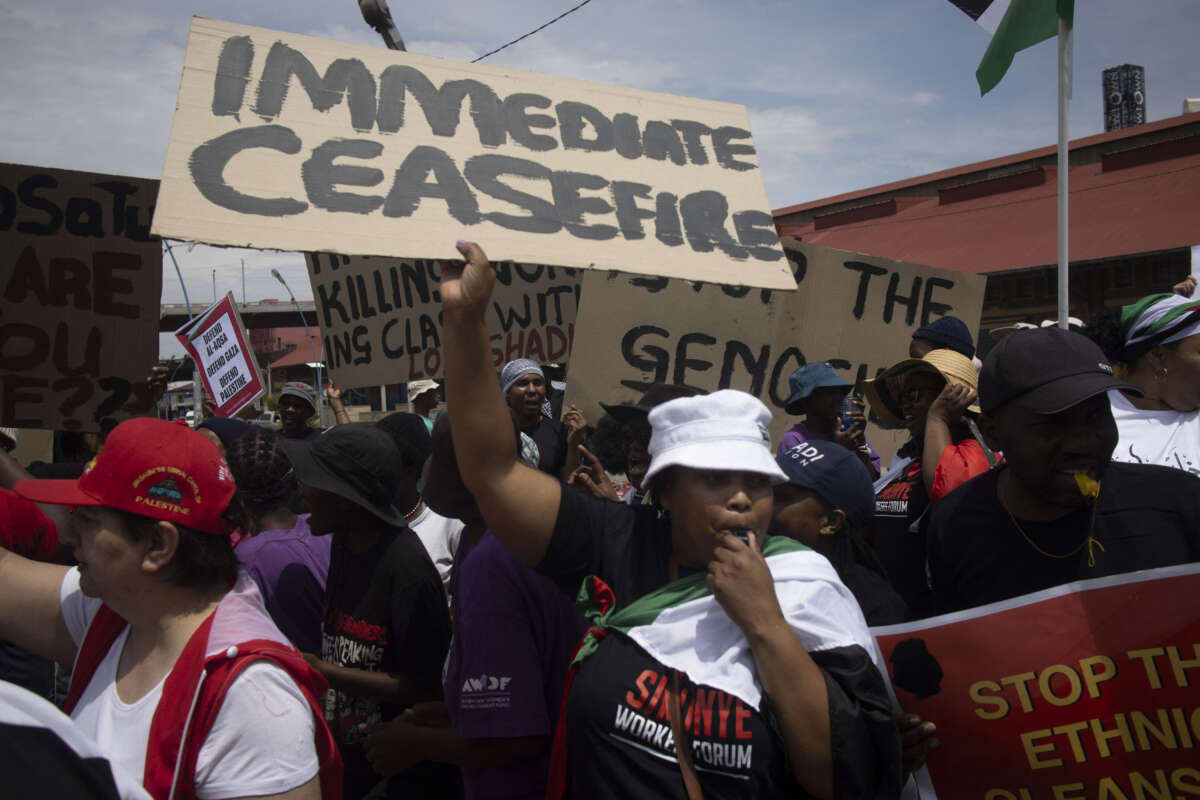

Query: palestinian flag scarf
[1119,293,1200,363]
[546,535,889,799]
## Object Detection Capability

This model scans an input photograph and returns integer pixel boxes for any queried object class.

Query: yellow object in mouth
[1073,473,1101,498]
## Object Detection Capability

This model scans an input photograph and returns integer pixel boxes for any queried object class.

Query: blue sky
[1,0,1196,351]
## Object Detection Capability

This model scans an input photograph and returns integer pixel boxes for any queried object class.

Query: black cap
[283,424,405,527]
[979,327,1142,415]
[600,384,705,424]
[912,315,975,359]
[776,440,874,527]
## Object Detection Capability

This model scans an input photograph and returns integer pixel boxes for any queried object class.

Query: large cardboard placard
[564,241,987,463]
[873,564,1200,798]
[305,252,580,386]
[174,293,264,417]
[0,163,161,431]
[152,17,792,289]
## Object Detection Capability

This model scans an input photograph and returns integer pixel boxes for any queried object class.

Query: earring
[1155,366,1168,381]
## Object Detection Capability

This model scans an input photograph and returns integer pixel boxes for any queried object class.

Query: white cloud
[0,3,182,180]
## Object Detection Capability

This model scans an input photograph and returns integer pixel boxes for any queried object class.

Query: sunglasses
[898,386,940,404]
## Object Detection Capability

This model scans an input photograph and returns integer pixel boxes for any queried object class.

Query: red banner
[873,564,1200,799]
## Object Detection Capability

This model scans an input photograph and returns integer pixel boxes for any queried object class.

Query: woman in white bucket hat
[407,241,903,800]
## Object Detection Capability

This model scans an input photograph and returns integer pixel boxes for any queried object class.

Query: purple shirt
[777,422,882,476]
[443,533,586,800]
[235,514,332,654]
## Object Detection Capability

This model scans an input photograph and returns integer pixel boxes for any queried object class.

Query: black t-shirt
[322,526,456,799]
[524,417,566,477]
[873,454,933,615]
[538,485,901,799]
[838,562,909,627]
[929,463,1200,614]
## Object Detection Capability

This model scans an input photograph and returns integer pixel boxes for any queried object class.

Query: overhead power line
[472,0,596,63]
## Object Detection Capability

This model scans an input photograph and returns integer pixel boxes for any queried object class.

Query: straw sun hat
[863,349,981,429]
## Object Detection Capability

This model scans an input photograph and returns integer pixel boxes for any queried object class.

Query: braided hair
[1083,306,1128,365]
[224,428,296,535]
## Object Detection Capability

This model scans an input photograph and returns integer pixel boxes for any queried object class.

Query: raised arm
[0,546,75,666]
[441,241,563,565]
[921,383,977,496]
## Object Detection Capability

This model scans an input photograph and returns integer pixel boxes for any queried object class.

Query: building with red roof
[773,111,1200,340]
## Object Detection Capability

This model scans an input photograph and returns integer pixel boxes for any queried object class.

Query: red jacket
[63,571,342,800]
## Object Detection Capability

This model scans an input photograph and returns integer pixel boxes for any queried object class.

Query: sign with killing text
[873,564,1200,799]
[1,163,162,431]
[564,241,986,462]
[305,252,579,386]
[175,292,264,417]
[151,17,793,289]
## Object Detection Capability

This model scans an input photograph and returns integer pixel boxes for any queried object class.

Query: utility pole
[241,259,246,305]
[272,269,324,427]
[163,241,203,426]
[358,0,406,50]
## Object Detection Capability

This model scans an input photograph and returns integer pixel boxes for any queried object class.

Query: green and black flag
[948,0,1075,94]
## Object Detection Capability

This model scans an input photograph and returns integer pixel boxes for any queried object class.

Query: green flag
[976,0,1074,95]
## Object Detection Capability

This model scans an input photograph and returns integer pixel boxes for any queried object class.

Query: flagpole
[1056,16,1071,329]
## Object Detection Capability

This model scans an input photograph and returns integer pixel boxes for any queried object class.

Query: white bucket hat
[644,389,787,486]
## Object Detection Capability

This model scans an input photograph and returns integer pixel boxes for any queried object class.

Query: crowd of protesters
[1,240,1199,800]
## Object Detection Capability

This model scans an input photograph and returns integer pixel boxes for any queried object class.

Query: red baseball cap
[15,418,236,535]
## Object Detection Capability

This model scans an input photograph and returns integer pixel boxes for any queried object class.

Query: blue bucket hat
[776,439,875,527]
[783,363,851,415]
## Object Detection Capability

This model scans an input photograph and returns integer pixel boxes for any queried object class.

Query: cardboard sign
[305,252,580,386]
[564,241,987,463]
[873,564,1200,798]
[175,293,264,417]
[0,163,162,431]
[152,17,792,289]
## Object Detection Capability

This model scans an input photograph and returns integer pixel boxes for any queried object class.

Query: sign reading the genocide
[873,564,1200,798]
[305,252,579,387]
[1,163,162,431]
[564,241,986,459]
[175,293,264,418]
[152,17,793,289]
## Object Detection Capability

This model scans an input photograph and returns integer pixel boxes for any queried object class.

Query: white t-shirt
[1109,390,1200,476]
[409,502,464,591]
[59,569,319,800]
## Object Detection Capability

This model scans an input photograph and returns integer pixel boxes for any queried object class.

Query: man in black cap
[599,383,702,505]
[285,424,456,799]
[928,327,1200,614]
